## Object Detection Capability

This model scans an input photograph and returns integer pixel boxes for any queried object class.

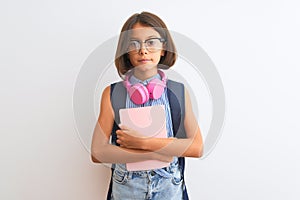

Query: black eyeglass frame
[127,37,167,54]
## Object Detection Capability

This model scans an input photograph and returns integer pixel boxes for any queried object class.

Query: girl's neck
[133,68,158,81]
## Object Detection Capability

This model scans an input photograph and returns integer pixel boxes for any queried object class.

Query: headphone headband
[123,70,167,104]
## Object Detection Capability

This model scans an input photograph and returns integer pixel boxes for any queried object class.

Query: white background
[1,0,299,199]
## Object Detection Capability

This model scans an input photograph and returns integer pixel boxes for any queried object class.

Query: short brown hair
[115,12,177,77]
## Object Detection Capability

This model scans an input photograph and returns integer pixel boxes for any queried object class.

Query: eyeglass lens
[128,38,164,53]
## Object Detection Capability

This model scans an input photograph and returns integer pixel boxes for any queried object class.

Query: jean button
[150,170,155,176]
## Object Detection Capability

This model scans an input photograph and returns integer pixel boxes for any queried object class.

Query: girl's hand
[116,125,146,150]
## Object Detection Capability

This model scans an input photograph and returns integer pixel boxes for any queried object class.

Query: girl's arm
[116,87,203,158]
[91,86,173,164]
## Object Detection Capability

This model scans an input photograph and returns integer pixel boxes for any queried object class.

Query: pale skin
[91,23,203,164]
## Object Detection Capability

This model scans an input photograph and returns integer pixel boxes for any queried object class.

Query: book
[119,105,170,171]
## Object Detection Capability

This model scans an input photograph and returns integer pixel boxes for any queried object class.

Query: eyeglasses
[127,38,166,54]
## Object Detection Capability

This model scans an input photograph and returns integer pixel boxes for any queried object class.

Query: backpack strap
[166,80,189,200]
[106,82,126,200]
[166,80,186,138]
[107,80,189,200]
[110,82,126,146]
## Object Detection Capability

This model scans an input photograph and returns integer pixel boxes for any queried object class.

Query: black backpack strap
[167,80,189,200]
[166,80,186,138]
[110,82,127,145]
[107,81,127,200]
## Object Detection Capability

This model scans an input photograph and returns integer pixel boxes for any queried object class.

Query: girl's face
[127,23,165,72]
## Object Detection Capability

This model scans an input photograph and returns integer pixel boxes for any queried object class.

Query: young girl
[91,11,203,200]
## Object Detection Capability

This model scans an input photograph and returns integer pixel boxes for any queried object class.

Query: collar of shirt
[129,73,161,85]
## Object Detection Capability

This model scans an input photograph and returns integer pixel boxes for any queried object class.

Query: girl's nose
[139,44,148,55]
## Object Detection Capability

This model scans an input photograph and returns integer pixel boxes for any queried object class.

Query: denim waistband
[114,157,179,178]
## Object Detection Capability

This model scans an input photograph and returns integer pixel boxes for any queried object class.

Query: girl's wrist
[140,137,150,151]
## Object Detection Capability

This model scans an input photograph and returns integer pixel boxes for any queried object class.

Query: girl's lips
[138,59,151,63]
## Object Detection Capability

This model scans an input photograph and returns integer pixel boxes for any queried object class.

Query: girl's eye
[146,39,157,46]
[129,41,140,49]
[129,41,139,47]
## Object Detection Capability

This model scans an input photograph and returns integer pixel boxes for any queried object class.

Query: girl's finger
[116,130,124,136]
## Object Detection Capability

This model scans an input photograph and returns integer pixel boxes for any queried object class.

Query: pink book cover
[119,105,170,171]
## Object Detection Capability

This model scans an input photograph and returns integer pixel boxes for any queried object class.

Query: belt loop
[150,170,156,176]
[127,171,133,180]
[164,166,171,173]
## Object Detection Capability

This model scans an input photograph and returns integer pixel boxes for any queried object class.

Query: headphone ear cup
[129,83,149,105]
[147,79,165,99]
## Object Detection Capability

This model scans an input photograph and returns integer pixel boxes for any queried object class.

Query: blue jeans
[111,160,184,200]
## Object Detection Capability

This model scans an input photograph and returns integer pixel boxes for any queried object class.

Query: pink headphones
[123,70,167,105]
